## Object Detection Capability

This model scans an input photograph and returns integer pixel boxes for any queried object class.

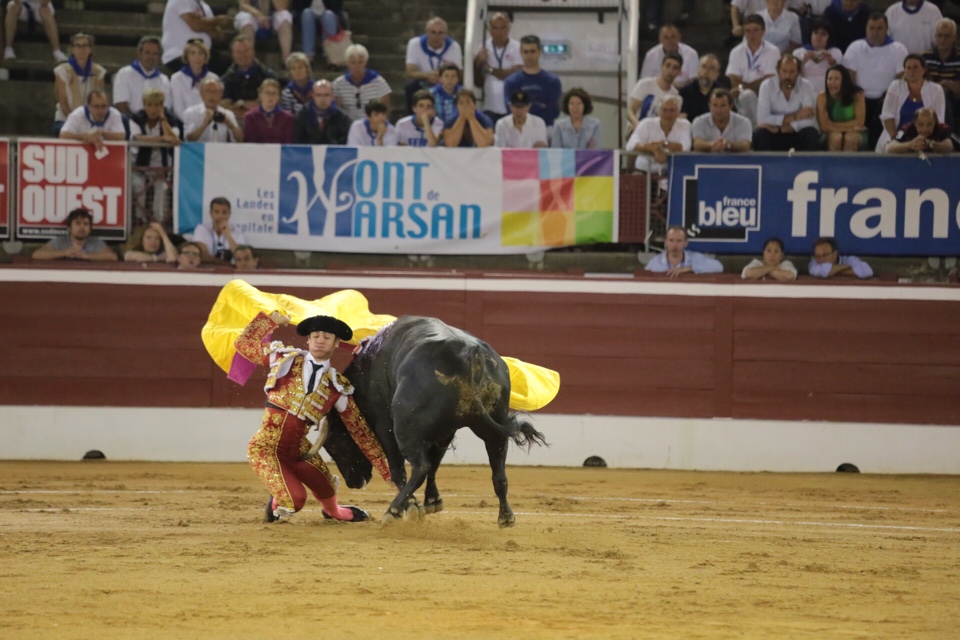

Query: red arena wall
[2,268,957,427]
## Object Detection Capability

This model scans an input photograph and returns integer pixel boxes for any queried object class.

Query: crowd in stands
[5,1,960,273]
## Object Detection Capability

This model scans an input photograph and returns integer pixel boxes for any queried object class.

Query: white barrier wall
[3,406,958,474]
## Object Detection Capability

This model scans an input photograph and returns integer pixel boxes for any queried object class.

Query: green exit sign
[542,43,570,56]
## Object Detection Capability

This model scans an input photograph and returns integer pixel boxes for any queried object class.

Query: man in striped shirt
[332,43,393,121]
[922,18,960,129]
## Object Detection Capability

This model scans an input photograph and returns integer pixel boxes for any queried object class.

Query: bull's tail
[468,348,548,451]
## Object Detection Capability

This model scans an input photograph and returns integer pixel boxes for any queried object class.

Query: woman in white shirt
[876,54,945,152]
[170,39,219,119]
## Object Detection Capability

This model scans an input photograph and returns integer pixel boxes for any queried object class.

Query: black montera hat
[296,315,353,340]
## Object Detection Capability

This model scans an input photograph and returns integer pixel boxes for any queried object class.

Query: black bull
[323,316,547,527]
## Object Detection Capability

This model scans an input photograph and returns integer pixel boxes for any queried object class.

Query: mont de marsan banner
[667,154,960,256]
[174,144,619,254]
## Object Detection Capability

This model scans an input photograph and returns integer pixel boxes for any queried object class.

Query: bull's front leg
[484,436,514,527]
[383,450,429,524]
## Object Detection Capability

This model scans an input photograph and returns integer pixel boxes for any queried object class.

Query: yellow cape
[201,280,560,412]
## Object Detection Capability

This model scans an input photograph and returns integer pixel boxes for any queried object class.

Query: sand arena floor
[1,461,958,639]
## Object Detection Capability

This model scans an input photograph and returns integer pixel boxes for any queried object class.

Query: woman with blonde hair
[170,39,219,119]
[123,222,178,264]
[53,33,106,134]
[280,52,314,114]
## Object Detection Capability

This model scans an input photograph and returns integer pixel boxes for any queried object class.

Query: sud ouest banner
[667,153,960,256]
[174,144,618,254]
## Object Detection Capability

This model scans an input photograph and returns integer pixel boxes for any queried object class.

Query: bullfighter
[235,310,391,523]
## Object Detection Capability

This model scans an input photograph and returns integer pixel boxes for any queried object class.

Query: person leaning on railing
[123,222,178,264]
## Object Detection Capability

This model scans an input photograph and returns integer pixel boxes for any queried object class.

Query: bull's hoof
[424,497,444,514]
[381,507,403,527]
[405,502,425,520]
[498,513,516,528]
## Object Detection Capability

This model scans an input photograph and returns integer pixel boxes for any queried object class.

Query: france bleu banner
[174,144,618,254]
[667,154,960,256]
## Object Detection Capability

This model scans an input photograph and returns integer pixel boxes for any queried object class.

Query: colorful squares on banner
[501,149,540,180]
[540,178,574,212]
[502,179,541,214]
[501,150,615,247]
[538,149,575,180]
[575,150,614,177]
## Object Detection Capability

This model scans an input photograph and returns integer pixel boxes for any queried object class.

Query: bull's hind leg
[484,435,514,527]
[423,439,452,514]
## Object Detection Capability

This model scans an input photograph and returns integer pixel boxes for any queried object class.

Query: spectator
[679,54,729,122]
[244,79,295,143]
[731,0,768,39]
[754,54,819,151]
[332,44,393,121]
[876,54,945,152]
[822,0,870,54]
[192,196,248,262]
[625,94,691,172]
[130,88,183,223]
[645,225,723,277]
[640,24,699,89]
[692,88,753,152]
[59,89,126,152]
[177,242,203,270]
[123,222,178,264]
[644,1,694,33]
[550,87,602,149]
[183,77,244,142]
[233,244,260,270]
[170,39,219,119]
[53,33,106,135]
[761,0,802,53]
[431,63,462,123]
[886,0,941,56]
[628,52,682,130]
[300,0,348,65]
[395,90,443,147]
[31,208,118,262]
[473,12,522,122]
[808,236,872,278]
[495,90,548,148]
[161,0,232,74]
[113,36,171,117]
[221,34,278,122]
[235,0,293,63]
[280,52,314,115]
[3,0,67,61]
[794,21,842,94]
[923,18,960,130]
[741,237,797,280]
[443,89,494,148]
[346,102,398,147]
[293,79,351,145]
[502,35,562,127]
[816,64,867,151]
[727,15,783,125]
[842,13,908,148]
[404,17,463,113]
[886,106,958,153]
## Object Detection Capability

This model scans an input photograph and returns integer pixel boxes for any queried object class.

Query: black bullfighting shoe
[322,506,370,522]
[264,496,277,523]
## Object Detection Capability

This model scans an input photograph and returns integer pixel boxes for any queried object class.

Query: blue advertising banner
[667,154,960,256]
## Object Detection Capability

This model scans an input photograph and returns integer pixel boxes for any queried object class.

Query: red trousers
[247,407,337,512]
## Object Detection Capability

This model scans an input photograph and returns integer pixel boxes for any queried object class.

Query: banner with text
[0,139,9,240]
[667,154,960,256]
[174,144,618,254]
[16,138,128,240]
